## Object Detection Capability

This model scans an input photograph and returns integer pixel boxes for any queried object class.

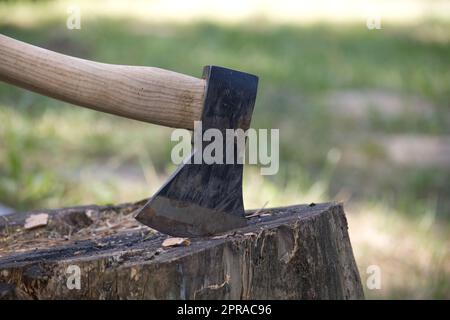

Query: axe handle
[0,34,205,129]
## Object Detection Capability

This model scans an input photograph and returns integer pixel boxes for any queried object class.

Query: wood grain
[0,34,205,129]
[0,202,364,299]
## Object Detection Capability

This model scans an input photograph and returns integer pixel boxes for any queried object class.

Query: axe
[0,34,258,237]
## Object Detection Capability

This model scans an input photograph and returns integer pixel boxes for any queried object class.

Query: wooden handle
[0,34,205,129]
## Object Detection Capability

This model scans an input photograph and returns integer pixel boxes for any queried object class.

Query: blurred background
[0,0,449,298]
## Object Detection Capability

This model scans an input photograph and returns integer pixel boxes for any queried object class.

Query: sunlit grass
[349,202,450,299]
[1,0,449,28]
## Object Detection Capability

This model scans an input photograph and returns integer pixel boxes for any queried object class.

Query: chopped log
[0,202,364,300]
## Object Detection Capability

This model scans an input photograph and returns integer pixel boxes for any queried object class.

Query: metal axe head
[135,66,258,237]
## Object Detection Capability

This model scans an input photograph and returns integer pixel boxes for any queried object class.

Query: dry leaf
[24,213,48,230]
[162,237,190,248]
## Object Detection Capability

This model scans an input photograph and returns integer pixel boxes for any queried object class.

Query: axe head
[135,66,258,237]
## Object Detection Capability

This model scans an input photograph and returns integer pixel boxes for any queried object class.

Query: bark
[0,202,364,300]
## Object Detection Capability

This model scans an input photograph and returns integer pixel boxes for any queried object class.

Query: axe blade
[135,66,258,237]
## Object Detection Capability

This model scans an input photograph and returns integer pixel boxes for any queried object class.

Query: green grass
[0,3,449,298]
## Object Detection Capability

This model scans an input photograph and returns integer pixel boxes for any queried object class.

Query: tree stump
[0,201,364,300]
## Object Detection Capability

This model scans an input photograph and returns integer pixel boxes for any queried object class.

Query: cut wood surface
[0,201,364,300]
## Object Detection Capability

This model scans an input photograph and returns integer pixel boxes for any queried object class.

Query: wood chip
[244,232,257,237]
[212,234,229,239]
[24,213,49,230]
[162,237,190,248]
[259,213,272,217]
[246,201,270,218]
